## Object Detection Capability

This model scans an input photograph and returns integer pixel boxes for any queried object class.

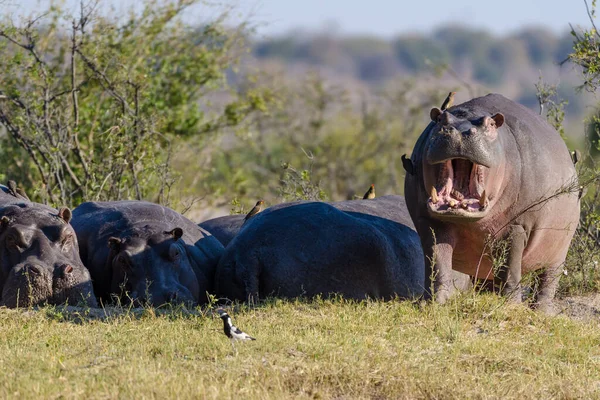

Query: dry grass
[1,294,600,399]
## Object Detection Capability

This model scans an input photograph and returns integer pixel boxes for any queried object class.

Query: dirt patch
[556,293,600,321]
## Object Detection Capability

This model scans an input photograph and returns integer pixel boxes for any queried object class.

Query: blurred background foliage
[0,0,596,217]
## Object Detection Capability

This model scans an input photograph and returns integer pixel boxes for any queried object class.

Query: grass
[1,294,600,399]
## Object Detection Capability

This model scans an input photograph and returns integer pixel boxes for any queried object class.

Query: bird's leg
[230,339,237,356]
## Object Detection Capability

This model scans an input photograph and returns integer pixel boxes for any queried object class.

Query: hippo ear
[58,207,72,224]
[492,113,504,128]
[107,237,122,252]
[430,107,442,122]
[165,227,184,241]
[0,216,9,230]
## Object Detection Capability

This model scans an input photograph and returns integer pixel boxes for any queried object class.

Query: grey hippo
[0,186,97,308]
[71,201,224,307]
[211,196,427,302]
[403,93,579,312]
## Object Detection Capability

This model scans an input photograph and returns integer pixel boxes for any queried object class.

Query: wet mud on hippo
[404,93,579,312]
[71,201,224,307]
[213,196,426,302]
[0,186,97,308]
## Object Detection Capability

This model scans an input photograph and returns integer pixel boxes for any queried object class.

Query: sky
[8,0,594,37]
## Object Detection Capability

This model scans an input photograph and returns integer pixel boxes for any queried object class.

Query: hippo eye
[169,245,181,261]
[6,235,23,252]
[116,254,133,273]
[60,234,73,252]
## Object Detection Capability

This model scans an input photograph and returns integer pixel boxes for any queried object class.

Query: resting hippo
[404,93,579,310]
[0,186,97,308]
[71,201,224,306]
[199,214,245,247]
[201,197,421,246]
[214,196,425,301]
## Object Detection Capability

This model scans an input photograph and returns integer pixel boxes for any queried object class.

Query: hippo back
[214,199,425,301]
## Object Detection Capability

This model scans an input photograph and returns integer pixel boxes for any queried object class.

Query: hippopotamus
[71,201,224,307]
[0,186,97,308]
[199,214,245,247]
[200,197,423,247]
[404,93,579,311]
[213,196,425,301]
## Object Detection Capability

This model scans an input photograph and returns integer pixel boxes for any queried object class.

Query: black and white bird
[218,309,255,351]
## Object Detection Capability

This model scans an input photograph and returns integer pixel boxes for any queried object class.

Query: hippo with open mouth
[404,93,579,312]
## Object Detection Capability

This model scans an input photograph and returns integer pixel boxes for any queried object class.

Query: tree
[0,0,264,207]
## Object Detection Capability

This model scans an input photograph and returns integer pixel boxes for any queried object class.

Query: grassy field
[1,294,600,399]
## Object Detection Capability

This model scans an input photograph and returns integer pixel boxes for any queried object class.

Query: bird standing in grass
[244,200,264,222]
[218,309,255,352]
[440,91,456,111]
[363,184,376,200]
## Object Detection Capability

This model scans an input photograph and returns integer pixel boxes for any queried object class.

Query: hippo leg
[421,224,456,304]
[240,257,260,304]
[534,264,562,314]
[496,225,526,303]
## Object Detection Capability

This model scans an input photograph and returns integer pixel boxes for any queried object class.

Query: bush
[0,0,264,207]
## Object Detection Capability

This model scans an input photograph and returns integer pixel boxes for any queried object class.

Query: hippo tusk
[431,187,439,203]
[479,190,487,208]
[461,200,468,209]
[449,199,458,208]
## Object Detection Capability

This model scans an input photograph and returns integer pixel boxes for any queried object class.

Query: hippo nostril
[23,265,42,276]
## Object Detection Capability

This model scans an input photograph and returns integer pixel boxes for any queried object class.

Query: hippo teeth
[430,187,439,203]
[426,158,490,215]
[451,189,464,201]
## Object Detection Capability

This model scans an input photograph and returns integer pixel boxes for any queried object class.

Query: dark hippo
[0,187,97,308]
[200,197,417,247]
[404,93,579,311]
[214,196,425,301]
[200,214,245,247]
[71,201,224,307]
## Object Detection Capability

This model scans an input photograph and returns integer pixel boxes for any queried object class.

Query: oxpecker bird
[440,91,456,111]
[571,149,581,165]
[244,200,264,222]
[401,154,415,176]
[363,184,376,200]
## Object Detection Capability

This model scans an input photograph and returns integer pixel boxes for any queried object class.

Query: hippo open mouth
[426,158,489,217]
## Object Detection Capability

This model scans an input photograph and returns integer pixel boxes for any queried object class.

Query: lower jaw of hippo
[426,159,490,220]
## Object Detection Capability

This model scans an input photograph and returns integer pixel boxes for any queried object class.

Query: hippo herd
[0,94,580,312]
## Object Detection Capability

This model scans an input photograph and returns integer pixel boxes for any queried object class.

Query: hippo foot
[502,288,523,304]
[532,301,559,316]
[434,288,453,305]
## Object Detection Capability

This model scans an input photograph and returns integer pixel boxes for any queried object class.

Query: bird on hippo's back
[244,200,264,222]
[363,184,375,200]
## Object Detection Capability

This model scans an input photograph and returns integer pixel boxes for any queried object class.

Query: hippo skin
[0,186,97,308]
[199,214,245,247]
[213,196,426,301]
[71,201,224,306]
[201,197,422,246]
[404,93,579,310]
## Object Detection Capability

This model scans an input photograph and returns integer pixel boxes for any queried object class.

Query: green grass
[1,294,600,399]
